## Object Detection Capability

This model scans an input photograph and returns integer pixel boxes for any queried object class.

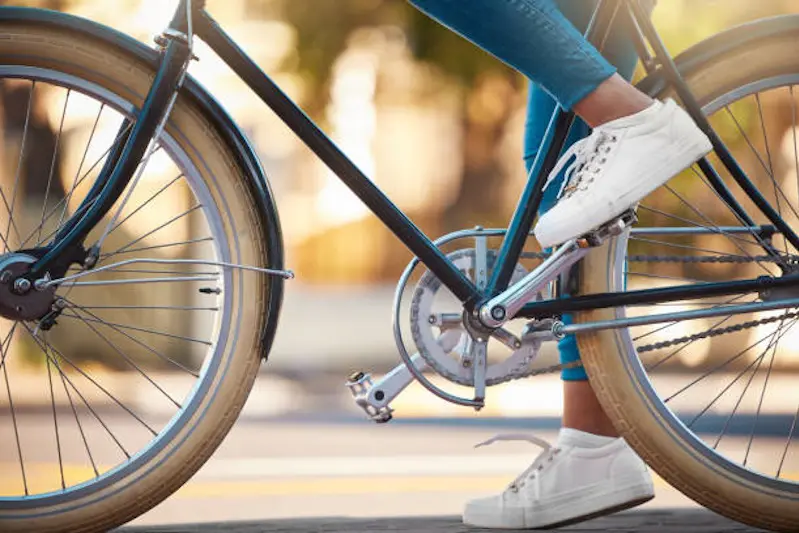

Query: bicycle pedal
[346,371,393,423]
[577,209,638,248]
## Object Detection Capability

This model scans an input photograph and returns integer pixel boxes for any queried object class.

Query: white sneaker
[462,429,655,529]
[533,98,712,248]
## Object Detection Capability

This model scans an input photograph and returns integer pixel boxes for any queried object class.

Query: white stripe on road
[194,454,535,480]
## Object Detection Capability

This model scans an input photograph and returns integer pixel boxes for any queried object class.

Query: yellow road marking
[0,463,795,499]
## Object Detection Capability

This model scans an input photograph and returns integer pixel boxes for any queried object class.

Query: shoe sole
[532,493,654,530]
[462,479,655,530]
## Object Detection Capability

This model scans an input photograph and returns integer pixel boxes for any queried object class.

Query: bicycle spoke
[43,342,131,460]
[691,167,787,268]
[633,294,750,344]
[75,304,219,311]
[59,312,212,346]
[777,401,799,478]
[685,317,796,431]
[663,322,786,404]
[624,271,705,284]
[753,94,788,253]
[791,87,799,217]
[56,358,100,478]
[629,235,752,260]
[664,184,776,271]
[107,204,203,257]
[685,350,767,430]
[725,102,799,234]
[44,335,66,489]
[37,89,71,244]
[712,344,768,451]
[23,323,158,435]
[60,298,200,376]
[56,102,105,230]
[638,203,761,248]
[3,81,35,251]
[2,331,27,495]
[94,137,165,249]
[743,314,785,466]
[65,307,182,408]
[643,301,751,371]
[98,237,215,258]
[0,323,15,373]
[105,173,183,237]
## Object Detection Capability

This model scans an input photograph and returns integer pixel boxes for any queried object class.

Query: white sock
[557,427,618,449]
[601,99,664,130]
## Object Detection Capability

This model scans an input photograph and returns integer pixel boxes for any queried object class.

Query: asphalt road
[2,404,788,532]
[121,509,767,532]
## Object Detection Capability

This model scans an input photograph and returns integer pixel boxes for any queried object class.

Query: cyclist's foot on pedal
[462,429,654,529]
[534,98,712,248]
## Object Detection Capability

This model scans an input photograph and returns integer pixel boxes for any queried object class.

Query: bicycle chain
[635,309,799,354]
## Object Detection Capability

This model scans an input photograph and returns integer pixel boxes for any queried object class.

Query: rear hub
[0,254,56,321]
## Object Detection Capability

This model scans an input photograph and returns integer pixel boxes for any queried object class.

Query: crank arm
[479,211,635,328]
[346,330,461,423]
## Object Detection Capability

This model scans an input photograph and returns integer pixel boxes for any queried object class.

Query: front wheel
[578,21,799,532]
[0,19,281,533]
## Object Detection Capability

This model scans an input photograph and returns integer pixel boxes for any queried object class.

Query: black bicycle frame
[27,0,799,318]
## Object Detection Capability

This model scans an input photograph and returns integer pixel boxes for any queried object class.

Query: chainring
[409,248,543,387]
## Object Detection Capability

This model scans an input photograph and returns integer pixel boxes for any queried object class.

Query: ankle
[573,74,655,128]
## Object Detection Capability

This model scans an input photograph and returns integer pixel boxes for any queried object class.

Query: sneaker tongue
[557,428,618,449]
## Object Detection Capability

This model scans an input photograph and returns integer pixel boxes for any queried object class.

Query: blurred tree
[274,0,521,239]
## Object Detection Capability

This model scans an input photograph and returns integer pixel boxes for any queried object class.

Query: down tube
[195,12,481,306]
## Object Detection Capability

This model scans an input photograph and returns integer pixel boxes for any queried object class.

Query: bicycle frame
[26,0,799,324]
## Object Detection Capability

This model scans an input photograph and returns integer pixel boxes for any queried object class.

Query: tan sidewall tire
[0,25,273,533]
[577,34,799,533]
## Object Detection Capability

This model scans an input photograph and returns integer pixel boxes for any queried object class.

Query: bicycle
[0,0,798,531]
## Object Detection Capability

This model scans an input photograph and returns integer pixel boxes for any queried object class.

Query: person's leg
[525,0,655,438]
[410,0,711,249]
[458,2,660,529]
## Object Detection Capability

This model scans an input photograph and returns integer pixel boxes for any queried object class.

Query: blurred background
[0,0,798,526]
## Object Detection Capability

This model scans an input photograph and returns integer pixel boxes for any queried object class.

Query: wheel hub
[0,254,56,321]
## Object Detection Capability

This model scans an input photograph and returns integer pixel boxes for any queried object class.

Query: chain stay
[522,252,799,264]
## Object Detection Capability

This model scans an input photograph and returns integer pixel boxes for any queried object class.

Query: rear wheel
[578,27,799,532]
[0,22,281,533]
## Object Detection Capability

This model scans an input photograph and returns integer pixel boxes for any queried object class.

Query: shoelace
[475,433,562,495]
[542,129,618,200]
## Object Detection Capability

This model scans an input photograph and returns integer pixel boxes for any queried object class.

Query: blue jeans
[526,0,653,380]
[409,0,654,380]
[408,0,616,110]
